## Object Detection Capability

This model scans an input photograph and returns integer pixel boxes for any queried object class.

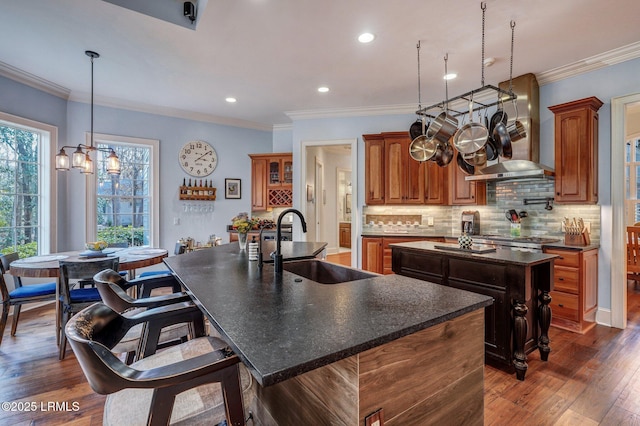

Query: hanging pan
[456,151,475,176]
[433,141,454,167]
[409,41,438,162]
[453,99,488,154]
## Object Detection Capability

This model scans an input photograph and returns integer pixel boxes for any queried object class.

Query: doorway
[612,93,640,329]
[301,139,358,268]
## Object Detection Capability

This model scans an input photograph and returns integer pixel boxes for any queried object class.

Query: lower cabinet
[361,236,445,275]
[339,223,351,248]
[543,247,598,333]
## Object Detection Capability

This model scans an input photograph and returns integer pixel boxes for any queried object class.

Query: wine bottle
[187,178,192,196]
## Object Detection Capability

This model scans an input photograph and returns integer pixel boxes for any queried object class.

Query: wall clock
[179,140,218,176]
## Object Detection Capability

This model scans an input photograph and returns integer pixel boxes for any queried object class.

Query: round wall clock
[179,140,218,176]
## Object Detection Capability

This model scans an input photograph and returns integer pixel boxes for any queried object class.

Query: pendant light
[55,50,120,175]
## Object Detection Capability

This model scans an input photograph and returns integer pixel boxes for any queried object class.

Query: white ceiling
[1,0,640,130]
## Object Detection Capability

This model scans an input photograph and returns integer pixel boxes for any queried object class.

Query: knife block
[564,229,591,246]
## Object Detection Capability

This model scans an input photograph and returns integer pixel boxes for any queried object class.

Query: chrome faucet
[274,208,307,274]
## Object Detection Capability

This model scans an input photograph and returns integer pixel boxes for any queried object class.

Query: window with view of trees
[88,134,159,247]
[0,113,55,258]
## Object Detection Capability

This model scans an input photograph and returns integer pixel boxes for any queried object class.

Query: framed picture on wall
[225,178,241,199]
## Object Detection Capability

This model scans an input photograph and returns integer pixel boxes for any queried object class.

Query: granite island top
[164,243,493,387]
[390,241,559,266]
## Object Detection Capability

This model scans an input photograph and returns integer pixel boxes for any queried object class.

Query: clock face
[179,141,217,176]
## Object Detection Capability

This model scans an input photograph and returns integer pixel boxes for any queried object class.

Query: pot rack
[415,2,517,119]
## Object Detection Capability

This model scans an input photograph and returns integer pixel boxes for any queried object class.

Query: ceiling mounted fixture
[358,33,375,43]
[443,73,458,80]
[484,57,496,67]
[55,51,120,175]
[317,87,329,93]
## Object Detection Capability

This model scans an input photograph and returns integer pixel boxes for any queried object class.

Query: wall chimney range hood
[465,160,554,181]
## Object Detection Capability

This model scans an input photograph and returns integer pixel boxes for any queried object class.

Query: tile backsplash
[362,179,600,243]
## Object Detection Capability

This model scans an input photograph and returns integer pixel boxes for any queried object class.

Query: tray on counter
[434,245,497,254]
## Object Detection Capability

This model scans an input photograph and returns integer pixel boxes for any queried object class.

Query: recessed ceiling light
[358,33,375,43]
[443,73,457,80]
[225,97,237,103]
[317,87,329,93]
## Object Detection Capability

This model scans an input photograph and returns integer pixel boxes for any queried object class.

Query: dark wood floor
[1,281,640,425]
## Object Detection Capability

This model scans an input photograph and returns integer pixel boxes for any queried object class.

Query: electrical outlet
[365,409,384,426]
[174,217,180,225]
[427,217,434,226]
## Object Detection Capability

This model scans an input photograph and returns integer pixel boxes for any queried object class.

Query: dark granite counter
[164,243,493,387]
[391,241,558,266]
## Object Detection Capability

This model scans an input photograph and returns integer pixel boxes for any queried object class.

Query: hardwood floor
[1,282,640,425]
[325,250,351,267]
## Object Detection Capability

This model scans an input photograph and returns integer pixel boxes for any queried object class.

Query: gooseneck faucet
[274,208,307,274]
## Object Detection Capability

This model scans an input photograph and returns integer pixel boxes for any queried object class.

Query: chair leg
[147,388,176,426]
[10,304,22,336]
[56,300,61,346]
[0,302,9,346]
[221,365,245,426]
[59,310,70,360]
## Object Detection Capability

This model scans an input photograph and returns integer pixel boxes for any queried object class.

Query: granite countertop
[258,241,327,264]
[391,241,559,266]
[164,244,493,387]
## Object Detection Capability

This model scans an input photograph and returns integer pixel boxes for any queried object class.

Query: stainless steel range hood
[465,160,554,181]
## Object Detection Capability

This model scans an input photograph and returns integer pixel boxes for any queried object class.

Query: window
[0,112,56,257]
[86,134,159,247]
[625,136,640,225]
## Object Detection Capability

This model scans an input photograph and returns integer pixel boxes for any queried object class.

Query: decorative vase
[238,232,248,251]
[458,233,473,250]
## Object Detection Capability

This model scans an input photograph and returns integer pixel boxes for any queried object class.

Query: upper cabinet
[249,153,293,210]
[363,132,448,206]
[549,97,603,204]
[448,148,486,206]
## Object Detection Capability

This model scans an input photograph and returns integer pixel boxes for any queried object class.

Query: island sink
[283,259,376,284]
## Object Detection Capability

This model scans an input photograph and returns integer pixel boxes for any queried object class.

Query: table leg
[513,301,528,381]
[55,277,60,346]
[538,291,552,361]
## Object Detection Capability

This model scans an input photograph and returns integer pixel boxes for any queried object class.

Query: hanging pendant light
[55,50,121,175]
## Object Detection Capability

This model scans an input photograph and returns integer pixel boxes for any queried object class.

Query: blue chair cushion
[65,287,101,303]
[10,282,56,298]
[138,270,171,278]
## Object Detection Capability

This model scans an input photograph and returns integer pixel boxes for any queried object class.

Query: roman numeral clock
[179,140,218,176]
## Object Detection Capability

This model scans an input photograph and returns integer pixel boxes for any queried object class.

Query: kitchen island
[165,242,493,425]
[392,241,557,381]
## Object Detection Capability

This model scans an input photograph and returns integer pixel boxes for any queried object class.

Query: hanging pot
[485,136,499,161]
[453,100,488,154]
[462,148,487,167]
[456,151,475,175]
[489,109,508,135]
[409,119,424,140]
[426,111,458,145]
[433,141,454,167]
[506,120,526,142]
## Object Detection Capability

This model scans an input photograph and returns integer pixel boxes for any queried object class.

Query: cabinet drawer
[550,291,579,321]
[553,266,579,294]
[545,248,580,267]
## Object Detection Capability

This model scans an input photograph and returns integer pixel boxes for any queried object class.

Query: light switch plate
[427,217,434,226]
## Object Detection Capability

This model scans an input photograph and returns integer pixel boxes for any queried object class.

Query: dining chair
[627,226,640,285]
[137,243,185,279]
[66,302,245,426]
[0,252,57,346]
[58,258,119,360]
[93,269,193,363]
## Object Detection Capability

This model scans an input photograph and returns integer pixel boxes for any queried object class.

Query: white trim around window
[85,133,160,246]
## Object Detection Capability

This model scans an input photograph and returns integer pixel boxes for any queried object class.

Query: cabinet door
[449,156,486,205]
[281,155,293,187]
[339,223,351,248]
[267,158,283,187]
[424,160,447,205]
[251,158,268,210]
[550,97,602,204]
[384,133,423,204]
[363,135,385,205]
[362,237,383,273]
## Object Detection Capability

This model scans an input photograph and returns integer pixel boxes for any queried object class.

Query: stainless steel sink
[283,259,376,284]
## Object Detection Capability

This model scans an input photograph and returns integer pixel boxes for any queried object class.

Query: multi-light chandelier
[55,50,120,175]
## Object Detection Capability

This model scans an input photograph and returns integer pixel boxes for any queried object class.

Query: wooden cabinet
[339,222,351,248]
[543,247,598,333]
[363,132,447,205]
[361,237,383,274]
[361,236,445,274]
[448,148,486,205]
[549,97,603,204]
[249,153,293,210]
[363,134,385,205]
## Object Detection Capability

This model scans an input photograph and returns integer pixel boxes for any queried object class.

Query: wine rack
[179,186,217,201]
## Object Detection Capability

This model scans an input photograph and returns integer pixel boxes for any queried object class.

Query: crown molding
[273,123,293,131]
[536,41,640,86]
[285,104,416,121]
[0,61,70,99]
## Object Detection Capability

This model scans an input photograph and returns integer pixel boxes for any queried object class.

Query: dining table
[8,246,169,344]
